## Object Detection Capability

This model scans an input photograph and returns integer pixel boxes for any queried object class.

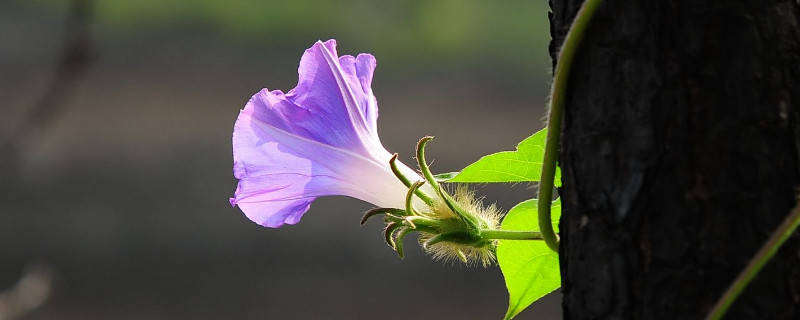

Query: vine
[539,0,606,251]
[705,197,800,320]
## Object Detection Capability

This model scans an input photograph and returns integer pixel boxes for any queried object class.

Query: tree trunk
[551,1,800,319]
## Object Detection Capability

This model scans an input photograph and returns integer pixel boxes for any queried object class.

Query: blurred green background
[1,0,557,319]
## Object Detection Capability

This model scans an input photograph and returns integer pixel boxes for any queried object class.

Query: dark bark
[551,1,800,319]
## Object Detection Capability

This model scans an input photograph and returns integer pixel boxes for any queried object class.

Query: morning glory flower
[230,39,424,228]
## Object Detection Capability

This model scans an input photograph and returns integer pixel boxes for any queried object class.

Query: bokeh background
[0,0,557,319]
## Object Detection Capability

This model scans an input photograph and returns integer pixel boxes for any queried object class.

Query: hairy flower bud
[362,138,505,267]
[420,186,501,267]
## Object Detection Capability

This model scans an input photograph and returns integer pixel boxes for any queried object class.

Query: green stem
[704,201,800,320]
[481,229,544,241]
[539,0,605,252]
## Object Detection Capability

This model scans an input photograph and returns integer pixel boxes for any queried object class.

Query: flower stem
[704,199,800,320]
[480,229,544,241]
[539,0,606,253]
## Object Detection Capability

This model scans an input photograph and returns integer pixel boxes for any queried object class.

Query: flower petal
[269,39,381,155]
[231,39,427,228]
[337,53,379,139]
[231,96,415,227]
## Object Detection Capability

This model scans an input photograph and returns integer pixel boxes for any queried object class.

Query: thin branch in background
[19,0,93,139]
[0,0,94,185]
[0,263,54,320]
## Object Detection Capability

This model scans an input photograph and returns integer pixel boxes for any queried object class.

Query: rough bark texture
[552,0,800,319]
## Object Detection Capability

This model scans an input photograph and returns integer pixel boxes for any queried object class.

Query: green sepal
[422,231,481,250]
[361,208,407,225]
[415,137,481,231]
[393,228,413,259]
[383,222,403,250]
[405,180,427,217]
[391,153,434,205]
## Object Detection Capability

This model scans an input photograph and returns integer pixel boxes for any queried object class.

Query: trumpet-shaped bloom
[230,39,422,227]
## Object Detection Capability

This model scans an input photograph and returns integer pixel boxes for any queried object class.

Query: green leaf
[447,129,561,184]
[433,172,459,181]
[497,198,561,319]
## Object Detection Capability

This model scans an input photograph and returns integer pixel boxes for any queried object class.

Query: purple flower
[230,39,423,228]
